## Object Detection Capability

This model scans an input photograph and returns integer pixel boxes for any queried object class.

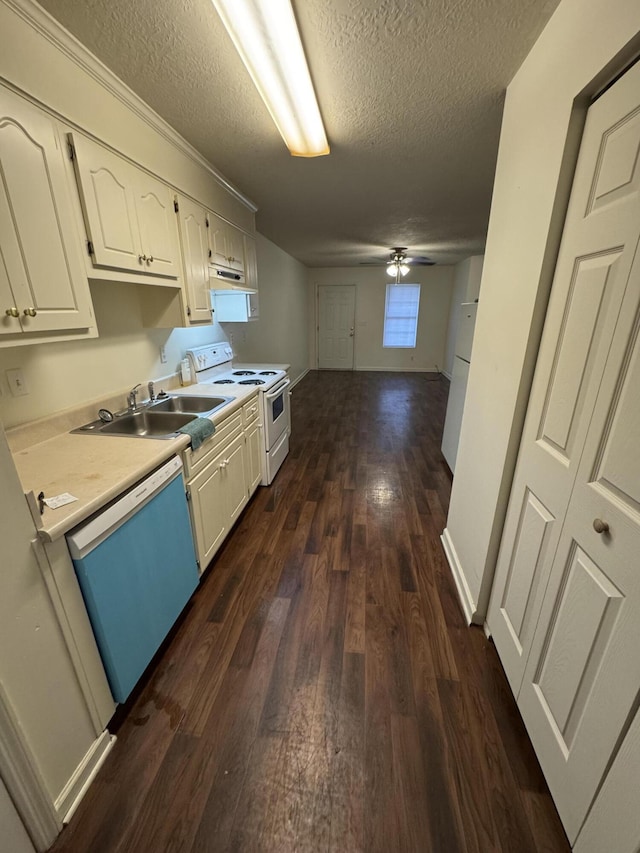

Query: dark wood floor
[50,370,570,853]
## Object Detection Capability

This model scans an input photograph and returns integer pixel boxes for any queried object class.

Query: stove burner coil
[238,379,265,385]
[233,370,256,376]
[213,379,235,384]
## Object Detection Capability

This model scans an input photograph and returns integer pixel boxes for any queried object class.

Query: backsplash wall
[0,281,227,429]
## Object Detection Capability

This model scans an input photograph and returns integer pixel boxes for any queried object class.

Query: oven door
[262,377,291,450]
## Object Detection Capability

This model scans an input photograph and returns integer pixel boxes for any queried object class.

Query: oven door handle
[264,377,291,400]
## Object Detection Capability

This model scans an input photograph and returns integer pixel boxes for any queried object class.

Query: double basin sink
[72,395,233,439]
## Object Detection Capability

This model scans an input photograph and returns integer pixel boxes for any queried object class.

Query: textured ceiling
[37,0,560,267]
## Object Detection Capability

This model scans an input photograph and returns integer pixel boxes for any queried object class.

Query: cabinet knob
[5,307,19,318]
[23,307,37,317]
[138,254,147,264]
[147,256,154,265]
[593,518,610,535]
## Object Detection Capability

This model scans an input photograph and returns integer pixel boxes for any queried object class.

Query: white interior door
[318,284,355,369]
[519,240,640,841]
[487,61,640,843]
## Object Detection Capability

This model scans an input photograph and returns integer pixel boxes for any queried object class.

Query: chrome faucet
[127,383,142,412]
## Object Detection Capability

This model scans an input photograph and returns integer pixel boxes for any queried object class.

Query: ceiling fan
[360,247,435,282]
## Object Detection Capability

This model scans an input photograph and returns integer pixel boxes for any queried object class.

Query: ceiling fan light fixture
[398,264,410,276]
[386,264,397,276]
[211,0,329,157]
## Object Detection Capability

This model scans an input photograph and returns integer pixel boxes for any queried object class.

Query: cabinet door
[176,195,212,324]
[207,211,228,268]
[188,452,227,570]
[224,433,248,525]
[0,89,93,335]
[134,173,180,278]
[245,420,263,496]
[207,211,245,274]
[226,225,245,274]
[70,132,142,272]
[244,235,259,320]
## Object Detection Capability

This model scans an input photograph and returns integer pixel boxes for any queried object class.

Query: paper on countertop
[43,493,78,509]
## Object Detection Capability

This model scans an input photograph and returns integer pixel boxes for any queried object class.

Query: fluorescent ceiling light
[211,0,329,157]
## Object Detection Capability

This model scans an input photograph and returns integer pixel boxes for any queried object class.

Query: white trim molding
[55,730,115,825]
[441,528,480,625]
[289,368,309,389]
[0,684,60,852]
[2,0,257,214]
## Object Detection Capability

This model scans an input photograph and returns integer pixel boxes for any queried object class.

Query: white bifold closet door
[487,60,640,844]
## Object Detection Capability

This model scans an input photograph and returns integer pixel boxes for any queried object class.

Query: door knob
[5,307,19,317]
[593,518,610,534]
[23,307,37,317]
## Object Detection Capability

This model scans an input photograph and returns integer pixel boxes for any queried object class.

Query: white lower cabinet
[186,431,246,571]
[184,395,262,572]
[243,397,262,496]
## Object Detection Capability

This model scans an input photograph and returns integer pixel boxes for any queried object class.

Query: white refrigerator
[441,302,477,473]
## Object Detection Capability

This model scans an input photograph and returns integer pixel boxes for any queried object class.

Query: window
[383,283,421,347]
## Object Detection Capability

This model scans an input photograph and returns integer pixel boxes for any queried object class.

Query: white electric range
[186,344,291,485]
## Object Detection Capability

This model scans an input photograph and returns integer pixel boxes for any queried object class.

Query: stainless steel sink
[150,395,231,414]
[71,410,197,439]
[99,411,197,437]
[71,394,233,438]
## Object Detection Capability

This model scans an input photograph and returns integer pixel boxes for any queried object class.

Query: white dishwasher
[66,456,199,704]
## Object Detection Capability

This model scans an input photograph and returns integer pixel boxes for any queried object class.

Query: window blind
[383,284,421,348]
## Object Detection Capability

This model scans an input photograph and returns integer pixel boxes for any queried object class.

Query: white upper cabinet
[207,210,245,274]
[0,86,94,343]
[244,234,259,319]
[69,132,180,280]
[176,194,213,324]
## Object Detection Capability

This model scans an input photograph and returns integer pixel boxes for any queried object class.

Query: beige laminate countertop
[11,384,259,542]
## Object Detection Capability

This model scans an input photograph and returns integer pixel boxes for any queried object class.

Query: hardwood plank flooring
[49,370,570,853]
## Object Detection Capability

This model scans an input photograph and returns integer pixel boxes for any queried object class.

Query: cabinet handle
[5,307,19,318]
[138,254,147,264]
[23,307,37,317]
[219,460,228,469]
[593,518,610,534]
[147,256,154,265]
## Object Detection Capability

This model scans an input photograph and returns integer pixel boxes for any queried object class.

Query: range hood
[209,264,256,293]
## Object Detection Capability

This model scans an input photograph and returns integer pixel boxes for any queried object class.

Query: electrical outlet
[159,345,167,364]
[6,368,29,397]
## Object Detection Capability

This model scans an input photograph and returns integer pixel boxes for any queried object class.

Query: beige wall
[443,0,640,620]
[0,284,228,429]
[442,255,484,378]
[223,233,311,383]
[310,265,454,372]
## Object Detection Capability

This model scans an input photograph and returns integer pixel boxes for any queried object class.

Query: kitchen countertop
[11,383,260,542]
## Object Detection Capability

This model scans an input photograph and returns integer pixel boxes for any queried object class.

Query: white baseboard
[290,368,309,389]
[442,370,452,381]
[441,528,478,625]
[55,730,115,825]
[352,366,441,373]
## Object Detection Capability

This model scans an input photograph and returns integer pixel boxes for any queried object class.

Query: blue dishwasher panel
[71,473,198,703]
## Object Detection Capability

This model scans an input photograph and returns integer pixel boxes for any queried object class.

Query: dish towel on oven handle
[177,417,216,450]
